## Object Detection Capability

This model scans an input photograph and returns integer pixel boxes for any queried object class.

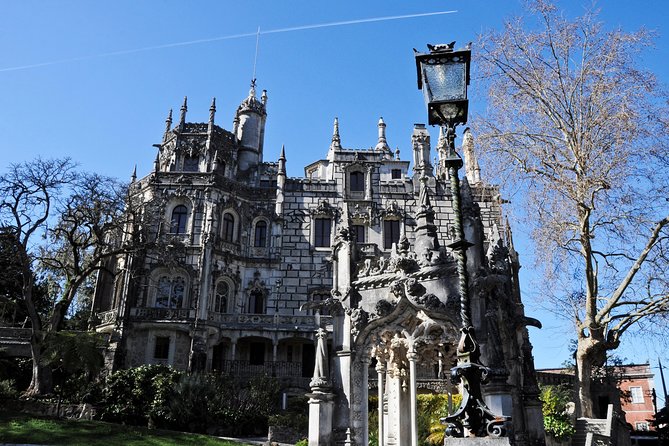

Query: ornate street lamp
[415,43,508,438]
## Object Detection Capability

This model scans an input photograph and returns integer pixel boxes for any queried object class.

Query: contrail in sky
[0,10,457,73]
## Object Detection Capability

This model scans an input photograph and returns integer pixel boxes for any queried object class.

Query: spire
[179,96,188,128]
[278,145,286,175]
[375,117,390,152]
[209,97,216,125]
[130,165,137,183]
[330,117,342,150]
[153,152,160,172]
[164,109,173,135]
[162,109,173,143]
[462,128,481,184]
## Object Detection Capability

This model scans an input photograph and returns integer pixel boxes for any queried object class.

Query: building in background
[538,363,657,438]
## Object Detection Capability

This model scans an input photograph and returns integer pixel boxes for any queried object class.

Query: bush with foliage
[540,385,575,441]
[93,366,280,436]
[95,364,178,426]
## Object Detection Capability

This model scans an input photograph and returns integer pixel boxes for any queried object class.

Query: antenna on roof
[252,26,261,82]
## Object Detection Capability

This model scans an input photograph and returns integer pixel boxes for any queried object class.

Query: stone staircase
[572,405,613,446]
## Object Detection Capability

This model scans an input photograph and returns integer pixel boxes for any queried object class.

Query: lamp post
[415,43,508,438]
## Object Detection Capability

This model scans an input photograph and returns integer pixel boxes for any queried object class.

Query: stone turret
[411,124,432,177]
[375,117,392,157]
[235,80,267,172]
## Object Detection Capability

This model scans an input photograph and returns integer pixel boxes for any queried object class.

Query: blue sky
[2,1,668,385]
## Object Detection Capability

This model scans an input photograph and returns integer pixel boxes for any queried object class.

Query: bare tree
[474,0,669,416]
[0,159,132,396]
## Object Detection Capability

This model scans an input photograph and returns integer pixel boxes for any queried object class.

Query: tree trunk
[575,341,594,418]
[24,331,53,396]
[575,335,609,418]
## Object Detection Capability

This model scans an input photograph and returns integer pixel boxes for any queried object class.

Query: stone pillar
[308,392,335,446]
[407,350,418,446]
[385,369,411,446]
[376,360,386,446]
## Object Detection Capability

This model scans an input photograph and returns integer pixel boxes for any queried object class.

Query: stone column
[376,360,386,446]
[407,350,418,446]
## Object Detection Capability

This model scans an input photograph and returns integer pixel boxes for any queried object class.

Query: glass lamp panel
[422,62,466,102]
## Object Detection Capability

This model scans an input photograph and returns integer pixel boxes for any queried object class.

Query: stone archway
[352,297,461,446]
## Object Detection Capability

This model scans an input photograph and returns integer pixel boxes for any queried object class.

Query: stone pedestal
[308,390,335,446]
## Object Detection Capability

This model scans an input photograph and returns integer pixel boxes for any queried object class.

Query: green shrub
[93,367,280,436]
[540,385,575,441]
[294,439,308,446]
[95,364,180,426]
[0,379,18,399]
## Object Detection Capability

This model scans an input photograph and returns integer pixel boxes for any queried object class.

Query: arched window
[213,281,230,313]
[170,205,188,234]
[254,221,268,247]
[222,213,235,242]
[155,275,186,308]
[350,171,365,192]
[248,290,265,314]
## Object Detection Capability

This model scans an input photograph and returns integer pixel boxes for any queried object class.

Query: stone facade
[92,83,544,444]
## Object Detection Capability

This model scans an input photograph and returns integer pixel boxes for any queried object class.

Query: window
[630,386,644,404]
[314,218,332,248]
[350,171,365,192]
[391,169,402,179]
[249,290,265,314]
[351,224,366,244]
[254,221,268,247]
[170,205,188,234]
[213,281,230,313]
[155,275,185,308]
[222,213,235,242]
[635,421,650,431]
[183,155,199,172]
[154,336,170,363]
[384,220,401,249]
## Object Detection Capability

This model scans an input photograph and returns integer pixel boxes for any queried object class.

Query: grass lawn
[0,411,254,446]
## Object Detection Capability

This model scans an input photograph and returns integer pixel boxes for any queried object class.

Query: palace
[92,83,545,444]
